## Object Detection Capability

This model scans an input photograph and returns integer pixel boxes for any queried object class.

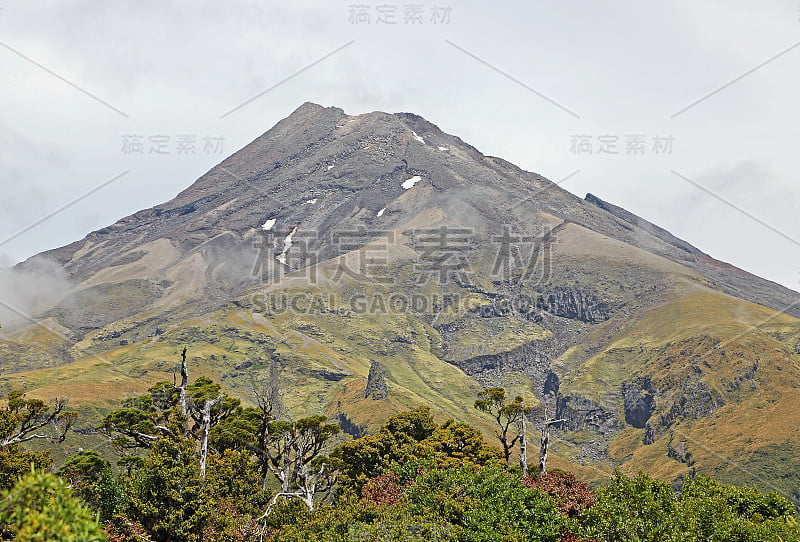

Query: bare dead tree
[185,377,236,478]
[519,412,528,477]
[538,408,566,476]
[251,357,285,420]
[256,416,340,538]
[177,346,189,416]
[198,394,223,477]
[259,461,334,523]
[249,357,288,488]
[101,347,235,478]
[101,348,191,455]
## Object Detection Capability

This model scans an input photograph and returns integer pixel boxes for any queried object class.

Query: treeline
[0,365,798,541]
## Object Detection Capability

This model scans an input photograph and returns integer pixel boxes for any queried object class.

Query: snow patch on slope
[276,226,298,265]
[261,218,276,231]
[411,131,425,144]
[401,176,422,190]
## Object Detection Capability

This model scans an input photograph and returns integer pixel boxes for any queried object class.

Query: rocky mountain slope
[2,103,799,498]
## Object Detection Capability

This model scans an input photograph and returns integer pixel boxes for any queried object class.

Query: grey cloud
[0,257,72,332]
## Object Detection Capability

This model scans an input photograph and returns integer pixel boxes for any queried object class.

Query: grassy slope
[2,224,798,492]
[580,286,800,498]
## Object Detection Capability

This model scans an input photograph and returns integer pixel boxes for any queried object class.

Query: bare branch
[0,391,76,448]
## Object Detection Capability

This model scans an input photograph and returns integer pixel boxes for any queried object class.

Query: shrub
[58,450,122,520]
[0,469,107,542]
[677,475,800,542]
[122,438,209,542]
[574,470,800,542]
[0,445,52,491]
[361,472,408,506]
[577,470,683,542]
[523,471,595,517]
[406,465,565,541]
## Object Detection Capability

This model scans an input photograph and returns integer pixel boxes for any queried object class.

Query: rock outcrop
[452,337,561,388]
[537,287,612,323]
[364,360,388,400]
[622,376,655,429]
[555,393,624,435]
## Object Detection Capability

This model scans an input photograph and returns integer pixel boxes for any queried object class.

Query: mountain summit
[4,103,800,495]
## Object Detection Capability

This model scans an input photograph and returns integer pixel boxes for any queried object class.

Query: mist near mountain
[0,257,71,332]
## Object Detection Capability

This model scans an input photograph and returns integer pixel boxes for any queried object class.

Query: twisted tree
[259,416,341,515]
[0,390,76,448]
[97,348,239,478]
[474,387,531,464]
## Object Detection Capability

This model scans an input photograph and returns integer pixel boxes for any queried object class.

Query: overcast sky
[1,0,799,294]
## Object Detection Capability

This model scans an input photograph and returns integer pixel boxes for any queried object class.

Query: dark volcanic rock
[543,372,560,397]
[658,375,724,429]
[555,393,624,435]
[365,359,388,400]
[622,376,655,429]
[643,421,655,445]
[453,336,561,388]
[538,286,612,323]
[667,434,694,466]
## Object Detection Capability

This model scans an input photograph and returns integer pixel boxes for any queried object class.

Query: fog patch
[0,257,72,333]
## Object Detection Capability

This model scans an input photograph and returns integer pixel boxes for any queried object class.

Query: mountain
[2,103,800,497]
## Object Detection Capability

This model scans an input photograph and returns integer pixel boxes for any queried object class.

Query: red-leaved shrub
[361,472,408,506]
[523,471,595,517]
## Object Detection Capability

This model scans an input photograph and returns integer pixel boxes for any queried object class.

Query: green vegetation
[1,383,797,541]
[474,387,531,464]
[574,471,800,542]
[334,406,503,491]
[0,469,107,542]
[0,389,76,492]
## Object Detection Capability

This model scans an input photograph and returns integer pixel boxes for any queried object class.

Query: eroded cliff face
[435,283,758,469]
[622,376,655,429]
[656,374,725,429]
[537,286,612,324]
[555,393,624,435]
[432,279,626,465]
[439,283,615,378]
[449,336,561,388]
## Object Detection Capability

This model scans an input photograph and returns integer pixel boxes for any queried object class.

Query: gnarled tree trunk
[177,347,189,416]
[199,394,223,477]
[519,414,528,477]
[538,410,566,476]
